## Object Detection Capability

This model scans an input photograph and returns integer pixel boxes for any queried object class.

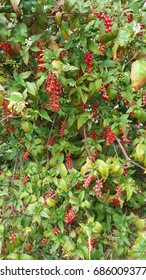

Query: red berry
[83,174,94,188]
[64,209,75,223]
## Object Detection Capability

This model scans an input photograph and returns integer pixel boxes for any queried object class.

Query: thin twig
[0,114,21,124]
[115,136,130,161]
[83,125,92,160]
[46,113,56,163]
[20,222,34,254]
[115,136,145,171]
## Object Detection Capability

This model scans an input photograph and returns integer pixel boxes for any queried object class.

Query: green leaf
[40,207,50,218]
[99,22,118,43]
[0,224,4,238]
[37,75,46,89]
[131,60,146,91]
[87,39,102,55]
[46,198,56,207]
[26,82,38,96]
[95,159,109,180]
[58,178,68,192]
[25,203,38,215]
[62,64,79,71]
[59,163,68,177]
[135,143,145,161]
[135,219,145,230]
[77,112,90,130]
[19,71,31,80]
[7,253,19,260]
[64,0,75,13]
[19,254,34,260]
[39,109,52,122]
[92,221,103,233]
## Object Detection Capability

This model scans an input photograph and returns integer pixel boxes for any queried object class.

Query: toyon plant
[0,0,146,260]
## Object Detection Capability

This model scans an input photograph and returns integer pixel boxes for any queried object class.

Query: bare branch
[115,136,145,171]
[83,125,92,160]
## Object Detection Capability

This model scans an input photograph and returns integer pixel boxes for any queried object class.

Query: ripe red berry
[52,226,60,236]
[26,243,33,251]
[142,92,146,106]
[83,174,94,188]
[45,72,62,111]
[21,176,29,184]
[65,153,72,169]
[105,126,116,145]
[41,238,48,246]
[89,131,97,141]
[94,179,103,198]
[22,150,30,161]
[84,51,93,72]
[44,188,54,201]
[64,209,75,223]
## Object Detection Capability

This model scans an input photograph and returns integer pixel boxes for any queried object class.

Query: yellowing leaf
[21,121,30,132]
[59,163,67,177]
[46,198,56,207]
[131,60,146,91]
[95,159,109,180]
[135,143,145,161]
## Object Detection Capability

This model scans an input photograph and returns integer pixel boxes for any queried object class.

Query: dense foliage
[0,0,146,260]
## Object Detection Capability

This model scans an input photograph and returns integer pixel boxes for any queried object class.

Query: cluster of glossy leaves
[0,0,146,260]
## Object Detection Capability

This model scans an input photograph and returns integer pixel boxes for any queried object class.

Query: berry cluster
[35,39,46,72]
[125,12,132,23]
[1,241,6,254]
[105,126,116,145]
[21,176,29,184]
[92,103,98,115]
[89,131,97,141]
[64,209,75,223]
[123,163,128,175]
[60,123,66,136]
[14,173,20,180]
[94,11,113,33]
[0,42,13,56]
[104,15,113,33]
[112,186,122,207]
[9,230,16,244]
[84,51,93,72]
[52,226,60,236]
[116,186,122,198]
[94,10,105,19]
[5,125,14,134]
[2,99,11,115]
[47,134,57,146]
[137,24,145,37]
[75,182,82,190]
[94,179,103,198]
[44,188,54,201]
[87,237,96,253]
[142,92,146,106]
[112,197,120,207]
[41,238,48,246]
[65,153,72,169]
[22,150,30,161]
[90,149,98,162]
[99,43,106,54]
[81,103,88,111]
[100,85,109,101]
[26,243,33,251]
[83,174,94,188]
[45,72,62,111]
[119,128,131,144]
